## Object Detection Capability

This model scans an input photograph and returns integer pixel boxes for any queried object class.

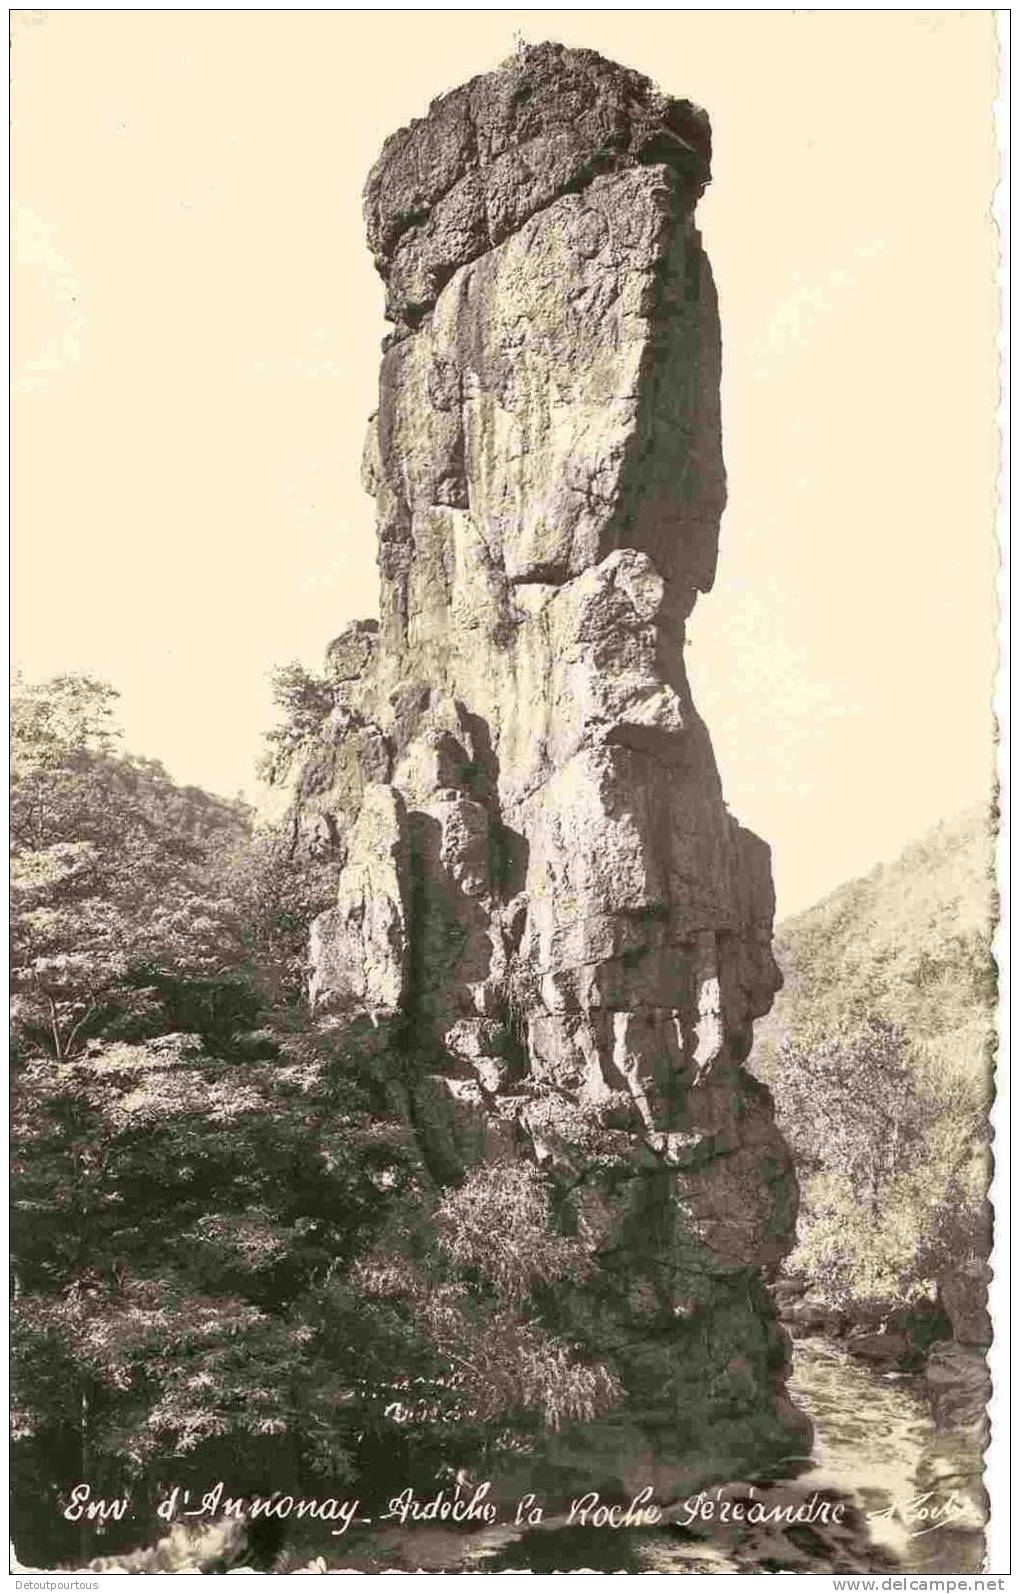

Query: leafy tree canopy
[10,674,618,1570]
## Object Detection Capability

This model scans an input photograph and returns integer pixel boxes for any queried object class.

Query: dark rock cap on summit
[363,41,712,328]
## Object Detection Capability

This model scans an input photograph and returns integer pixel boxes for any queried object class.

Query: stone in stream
[271,41,810,1500]
[845,1331,912,1364]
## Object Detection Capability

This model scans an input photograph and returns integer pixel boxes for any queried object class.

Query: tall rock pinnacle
[279,42,810,1497]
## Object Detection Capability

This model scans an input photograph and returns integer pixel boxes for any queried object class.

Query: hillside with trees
[753,806,997,1314]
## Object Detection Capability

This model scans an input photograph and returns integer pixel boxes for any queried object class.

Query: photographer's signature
[867,1488,972,1539]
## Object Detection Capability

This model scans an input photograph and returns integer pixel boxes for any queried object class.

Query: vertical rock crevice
[282,40,810,1498]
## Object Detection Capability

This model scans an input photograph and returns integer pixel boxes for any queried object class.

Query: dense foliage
[10,674,617,1570]
[754,808,996,1311]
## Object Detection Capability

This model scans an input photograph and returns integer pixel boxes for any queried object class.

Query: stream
[315,1338,987,1575]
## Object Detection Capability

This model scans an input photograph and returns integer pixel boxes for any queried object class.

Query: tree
[773,1016,991,1310]
[775,1017,930,1218]
[209,827,338,1012]
[346,1157,621,1446]
[11,674,249,1063]
[10,1024,416,1563]
[257,662,334,785]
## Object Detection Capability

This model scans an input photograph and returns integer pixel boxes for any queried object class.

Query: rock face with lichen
[274,42,810,1497]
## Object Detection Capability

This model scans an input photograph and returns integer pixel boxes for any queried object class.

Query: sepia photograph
[9,8,1005,1577]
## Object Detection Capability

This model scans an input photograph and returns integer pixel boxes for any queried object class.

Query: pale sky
[11,10,1000,917]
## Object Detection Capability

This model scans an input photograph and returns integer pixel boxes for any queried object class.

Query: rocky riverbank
[773,1265,990,1555]
[774,1260,992,1375]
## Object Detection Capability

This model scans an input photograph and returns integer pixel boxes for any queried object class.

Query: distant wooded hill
[754,803,998,1091]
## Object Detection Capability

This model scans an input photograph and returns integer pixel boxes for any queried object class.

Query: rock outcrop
[277,42,809,1498]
